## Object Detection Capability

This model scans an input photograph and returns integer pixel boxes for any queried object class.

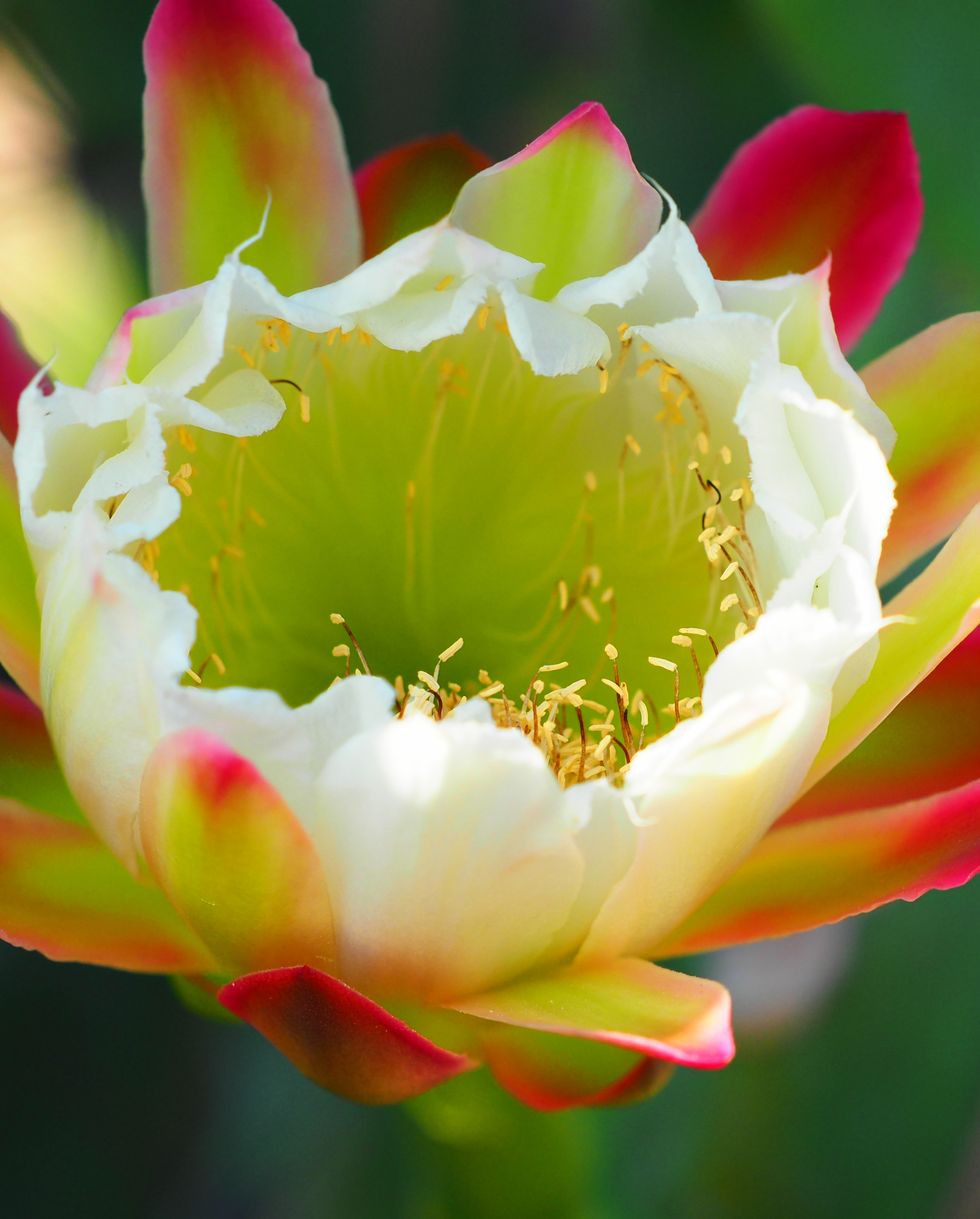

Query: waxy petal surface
[0,686,79,820]
[0,436,40,702]
[452,959,734,1069]
[692,107,922,350]
[356,134,491,259]
[144,0,360,294]
[0,797,214,972]
[219,965,473,1104]
[862,314,980,582]
[807,506,980,789]
[451,102,662,298]
[659,781,980,957]
[140,730,335,972]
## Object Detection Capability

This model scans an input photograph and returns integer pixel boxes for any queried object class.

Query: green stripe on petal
[143,0,360,294]
[862,314,980,583]
[451,102,662,299]
[0,438,40,702]
[807,506,980,789]
[140,729,335,973]
[0,797,215,972]
[659,780,980,957]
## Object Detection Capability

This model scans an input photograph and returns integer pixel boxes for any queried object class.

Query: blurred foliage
[0,0,977,1216]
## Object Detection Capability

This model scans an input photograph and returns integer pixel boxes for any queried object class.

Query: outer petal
[806,506,980,789]
[451,102,662,298]
[475,1025,674,1112]
[356,134,491,259]
[219,965,473,1104]
[0,311,42,444]
[788,627,980,823]
[692,107,922,350]
[144,0,360,294]
[139,729,335,972]
[0,686,79,821]
[658,781,980,957]
[0,435,41,702]
[0,797,215,972]
[451,959,734,1070]
[862,314,980,583]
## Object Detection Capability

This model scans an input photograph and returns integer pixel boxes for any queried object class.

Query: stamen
[330,613,371,675]
[648,656,681,723]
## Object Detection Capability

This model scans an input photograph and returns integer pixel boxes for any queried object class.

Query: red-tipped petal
[452,959,734,1072]
[356,134,491,260]
[140,730,335,973]
[0,798,215,972]
[862,313,980,582]
[144,0,360,294]
[659,781,980,957]
[693,107,922,350]
[787,627,980,824]
[451,102,662,297]
[0,311,43,444]
[478,1025,675,1111]
[219,966,474,1104]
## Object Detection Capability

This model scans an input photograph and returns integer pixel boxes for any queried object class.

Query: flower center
[146,309,763,776]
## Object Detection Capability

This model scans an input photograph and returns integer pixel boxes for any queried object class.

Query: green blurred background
[0,0,977,1215]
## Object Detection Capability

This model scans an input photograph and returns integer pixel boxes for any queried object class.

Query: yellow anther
[679,627,707,637]
[332,644,350,658]
[584,470,598,493]
[235,346,257,368]
[330,612,345,625]
[604,643,619,661]
[477,304,491,330]
[438,637,465,664]
[176,425,197,453]
[720,445,732,464]
[300,393,311,423]
[697,431,710,454]
[720,593,741,612]
[558,580,569,613]
[326,327,340,346]
[247,507,267,528]
[721,561,740,581]
[598,365,609,395]
[434,274,454,292]
[417,670,440,694]
[671,634,693,648]
[539,661,570,673]
[580,596,600,624]
[479,681,505,699]
[358,329,373,346]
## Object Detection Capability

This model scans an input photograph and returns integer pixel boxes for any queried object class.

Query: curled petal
[451,102,662,297]
[356,133,491,259]
[140,730,335,972]
[452,958,734,1070]
[862,313,980,583]
[477,1025,674,1111]
[219,965,474,1104]
[0,797,215,972]
[144,0,360,293]
[693,107,922,350]
[660,781,980,957]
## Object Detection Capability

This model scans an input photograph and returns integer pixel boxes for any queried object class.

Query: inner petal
[148,313,759,738]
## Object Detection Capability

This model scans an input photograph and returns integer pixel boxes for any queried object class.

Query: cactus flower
[0,0,977,1111]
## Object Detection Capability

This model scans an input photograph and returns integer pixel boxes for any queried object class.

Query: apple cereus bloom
[1,0,978,1110]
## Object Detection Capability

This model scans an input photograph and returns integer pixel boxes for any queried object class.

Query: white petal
[312,714,584,1002]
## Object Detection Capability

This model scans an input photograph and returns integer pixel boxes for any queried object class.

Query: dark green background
[0,1,977,1216]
